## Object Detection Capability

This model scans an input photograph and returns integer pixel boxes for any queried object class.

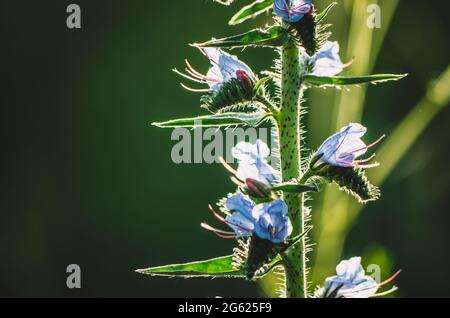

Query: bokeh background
[1,0,449,297]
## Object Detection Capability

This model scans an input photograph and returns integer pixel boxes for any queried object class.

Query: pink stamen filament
[185,60,207,79]
[185,65,220,84]
[201,223,237,239]
[350,134,386,155]
[354,153,376,164]
[356,162,380,169]
[371,286,398,298]
[339,270,401,297]
[343,58,355,68]
[180,83,211,93]
[219,156,238,175]
[379,270,402,288]
[208,204,226,223]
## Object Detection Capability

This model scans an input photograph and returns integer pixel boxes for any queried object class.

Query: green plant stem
[278,41,307,298]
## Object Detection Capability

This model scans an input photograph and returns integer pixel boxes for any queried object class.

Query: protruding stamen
[185,59,206,79]
[180,83,211,93]
[357,162,381,169]
[219,156,238,175]
[355,153,376,164]
[174,68,207,84]
[208,204,226,223]
[379,270,402,288]
[343,58,355,69]
[371,286,399,298]
[338,270,401,298]
[350,134,386,155]
[200,223,236,237]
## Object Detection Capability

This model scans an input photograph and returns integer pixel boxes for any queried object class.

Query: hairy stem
[278,42,307,298]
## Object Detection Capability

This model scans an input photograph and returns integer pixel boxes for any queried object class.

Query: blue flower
[179,48,256,93]
[203,194,292,244]
[318,257,380,298]
[225,194,256,237]
[232,140,280,186]
[301,41,348,77]
[252,200,292,244]
[312,123,385,169]
[273,0,313,23]
[315,257,401,298]
[225,194,292,243]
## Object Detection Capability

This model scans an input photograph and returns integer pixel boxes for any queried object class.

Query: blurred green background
[1,0,449,297]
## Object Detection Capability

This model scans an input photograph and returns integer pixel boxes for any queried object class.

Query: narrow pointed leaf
[272,183,319,194]
[304,74,408,87]
[136,255,283,279]
[152,111,268,128]
[229,0,273,25]
[136,255,242,278]
[194,26,289,48]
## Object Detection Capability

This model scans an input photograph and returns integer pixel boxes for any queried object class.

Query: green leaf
[272,183,319,194]
[304,74,408,87]
[136,255,243,278]
[152,111,268,128]
[229,0,273,25]
[316,2,338,23]
[194,26,289,48]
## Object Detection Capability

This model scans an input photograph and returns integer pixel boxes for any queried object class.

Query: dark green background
[1,0,449,297]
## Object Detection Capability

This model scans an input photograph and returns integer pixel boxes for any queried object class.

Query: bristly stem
[278,41,307,298]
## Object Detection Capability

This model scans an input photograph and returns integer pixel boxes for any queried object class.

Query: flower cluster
[144,0,406,298]
[203,140,290,244]
[202,140,294,279]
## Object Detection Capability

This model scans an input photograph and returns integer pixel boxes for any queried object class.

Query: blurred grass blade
[136,255,243,278]
[369,66,450,184]
[152,111,268,128]
[313,66,450,285]
[229,0,273,25]
[304,74,407,87]
[194,26,289,48]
